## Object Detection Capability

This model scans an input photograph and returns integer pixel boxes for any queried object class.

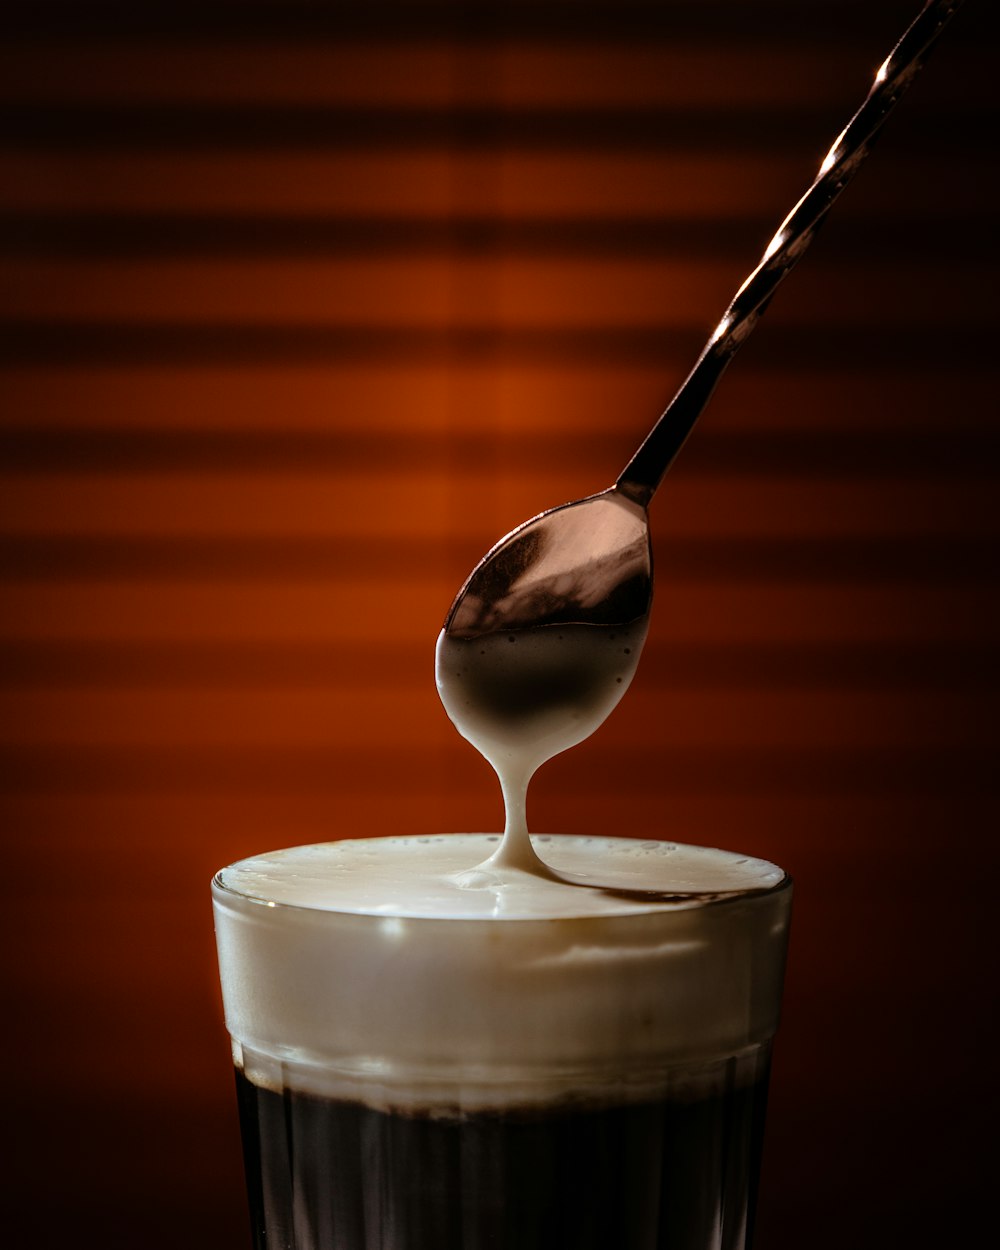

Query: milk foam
[213,835,791,1110]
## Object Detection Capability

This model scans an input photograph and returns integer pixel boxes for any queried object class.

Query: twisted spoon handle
[616,0,966,507]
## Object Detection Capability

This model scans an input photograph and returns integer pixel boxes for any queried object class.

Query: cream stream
[435,619,648,875]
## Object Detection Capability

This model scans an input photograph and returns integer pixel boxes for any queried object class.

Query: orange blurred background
[0,1,995,1246]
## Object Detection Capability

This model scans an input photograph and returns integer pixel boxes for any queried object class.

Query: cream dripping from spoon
[435,489,650,876]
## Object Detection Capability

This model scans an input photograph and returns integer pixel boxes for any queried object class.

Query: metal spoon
[441,0,963,649]
[436,0,964,850]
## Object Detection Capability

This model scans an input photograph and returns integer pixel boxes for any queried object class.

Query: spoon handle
[616,0,966,508]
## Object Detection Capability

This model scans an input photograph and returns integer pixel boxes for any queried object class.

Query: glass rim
[212,833,792,923]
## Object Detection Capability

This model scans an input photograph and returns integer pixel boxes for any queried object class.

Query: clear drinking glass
[212,834,791,1250]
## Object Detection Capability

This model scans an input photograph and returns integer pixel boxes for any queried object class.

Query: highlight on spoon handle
[616,0,966,509]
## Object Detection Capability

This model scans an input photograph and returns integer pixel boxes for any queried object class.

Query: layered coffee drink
[213,833,791,1250]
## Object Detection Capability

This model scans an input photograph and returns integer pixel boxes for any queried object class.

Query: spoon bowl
[443,487,652,640]
[436,486,651,791]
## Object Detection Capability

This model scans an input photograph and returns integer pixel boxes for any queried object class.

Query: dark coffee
[235,1054,771,1250]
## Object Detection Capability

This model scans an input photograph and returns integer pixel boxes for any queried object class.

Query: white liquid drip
[435,620,648,877]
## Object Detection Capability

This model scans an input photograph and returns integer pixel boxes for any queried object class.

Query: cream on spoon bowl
[435,488,651,875]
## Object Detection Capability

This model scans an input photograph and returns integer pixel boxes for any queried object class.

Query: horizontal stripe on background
[0,321,985,369]
[0,152,975,220]
[32,476,988,542]
[1,43,984,113]
[2,584,981,647]
[0,213,974,261]
[2,261,976,333]
[1,788,984,856]
[0,2,975,45]
[1,427,996,477]
[0,788,984,864]
[1,639,995,690]
[0,534,993,583]
[2,103,984,154]
[0,743,993,796]
[2,679,985,746]
[0,368,989,436]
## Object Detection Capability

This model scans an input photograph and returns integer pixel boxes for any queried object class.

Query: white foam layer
[215,834,785,920]
[213,835,791,1109]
